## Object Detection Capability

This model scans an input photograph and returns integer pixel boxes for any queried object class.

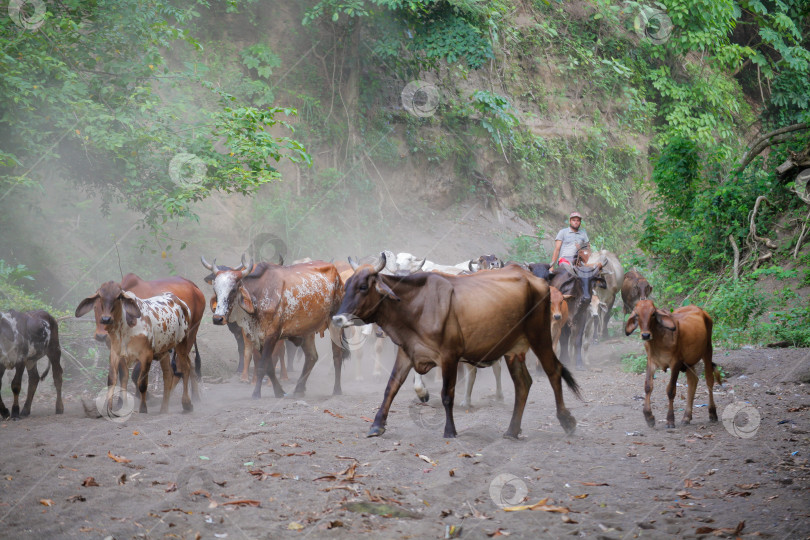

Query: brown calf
[625,299,721,428]
[621,270,653,317]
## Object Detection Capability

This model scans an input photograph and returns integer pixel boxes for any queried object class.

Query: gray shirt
[555,227,589,260]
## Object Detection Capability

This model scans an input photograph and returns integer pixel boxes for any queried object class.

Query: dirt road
[1,336,808,539]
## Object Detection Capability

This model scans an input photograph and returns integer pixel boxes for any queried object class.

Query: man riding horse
[551,211,590,269]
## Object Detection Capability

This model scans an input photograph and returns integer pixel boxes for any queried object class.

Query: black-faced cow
[0,310,63,419]
[76,283,196,414]
[202,257,345,398]
[550,264,606,370]
[625,299,720,428]
[333,254,581,439]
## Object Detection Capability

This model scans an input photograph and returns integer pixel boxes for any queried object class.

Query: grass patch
[621,353,647,374]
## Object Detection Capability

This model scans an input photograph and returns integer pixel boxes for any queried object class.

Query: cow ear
[375,279,401,302]
[75,294,99,318]
[596,277,607,289]
[625,313,639,336]
[121,293,142,326]
[238,285,255,314]
[655,309,676,331]
[563,294,574,300]
[203,272,215,285]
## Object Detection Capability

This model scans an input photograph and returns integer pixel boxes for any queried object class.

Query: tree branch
[735,122,809,175]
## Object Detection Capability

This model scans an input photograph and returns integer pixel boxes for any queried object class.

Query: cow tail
[713,365,724,386]
[560,365,583,400]
[41,359,51,381]
[194,341,202,381]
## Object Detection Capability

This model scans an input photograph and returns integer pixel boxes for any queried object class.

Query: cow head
[0,312,19,359]
[625,299,676,340]
[201,256,253,325]
[573,264,606,305]
[333,253,397,327]
[76,281,142,328]
[528,263,553,281]
[548,287,572,321]
[477,254,504,270]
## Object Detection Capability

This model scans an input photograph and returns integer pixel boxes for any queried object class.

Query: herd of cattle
[0,249,723,437]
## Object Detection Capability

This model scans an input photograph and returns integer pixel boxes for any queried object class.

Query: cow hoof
[665,422,675,429]
[367,426,386,437]
[709,410,718,422]
[182,402,193,412]
[496,394,504,402]
[11,417,20,422]
[418,392,430,403]
[251,391,261,400]
[0,409,8,419]
[502,432,521,440]
[139,404,148,414]
[332,389,343,396]
[682,418,692,425]
[443,431,458,439]
[575,363,586,371]
[20,409,30,417]
[558,413,577,435]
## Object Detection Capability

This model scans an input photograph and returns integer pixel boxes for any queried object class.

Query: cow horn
[468,260,475,272]
[373,252,387,274]
[349,256,360,271]
[414,258,426,272]
[240,253,248,268]
[240,259,253,277]
[201,256,215,271]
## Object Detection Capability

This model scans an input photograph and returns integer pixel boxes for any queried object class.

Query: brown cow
[625,299,721,428]
[332,254,581,439]
[90,273,205,401]
[202,257,345,398]
[621,270,653,317]
[76,283,197,414]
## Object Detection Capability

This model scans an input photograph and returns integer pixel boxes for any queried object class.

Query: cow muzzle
[553,314,562,320]
[641,332,651,341]
[212,314,226,326]
[331,314,354,328]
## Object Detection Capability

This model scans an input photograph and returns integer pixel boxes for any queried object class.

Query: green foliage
[470,90,519,148]
[621,353,648,374]
[0,274,63,314]
[506,228,548,264]
[0,260,35,284]
[0,0,308,241]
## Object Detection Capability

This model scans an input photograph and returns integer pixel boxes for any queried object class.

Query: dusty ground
[1,330,809,540]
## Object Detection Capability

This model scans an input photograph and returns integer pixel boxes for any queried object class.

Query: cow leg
[174,343,194,413]
[329,332,345,396]
[285,340,298,372]
[573,312,587,371]
[9,364,25,419]
[158,353,174,414]
[413,372,429,403]
[50,347,64,415]
[665,365,680,429]
[369,348,413,437]
[137,355,152,414]
[493,359,504,401]
[503,353,533,439]
[532,337,577,435]
[643,361,656,427]
[704,355,719,423]
[20,363,41,417]
[558,324,572,366]
[291,335,319,397]
[373,332,384,379]
[683,365,698,425]
[229,321,245,373]
[253,339,285,399]
[601,296,616,340]
[460,365,476,409]
[278,340,289,381]
[242,332,253,383]
[440,359,459,438]
[0,365,7,419]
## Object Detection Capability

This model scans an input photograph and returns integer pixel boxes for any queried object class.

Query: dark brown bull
[202,257,345,398]
[0,310,63,419]
[90,273,205,400]
[621,270,653,317]
[332,254,581,439]
[550,264,606,370]
[625,299,721,428]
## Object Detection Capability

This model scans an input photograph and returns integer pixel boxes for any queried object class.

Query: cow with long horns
[333,253,581,439]
[201,256,345,398]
